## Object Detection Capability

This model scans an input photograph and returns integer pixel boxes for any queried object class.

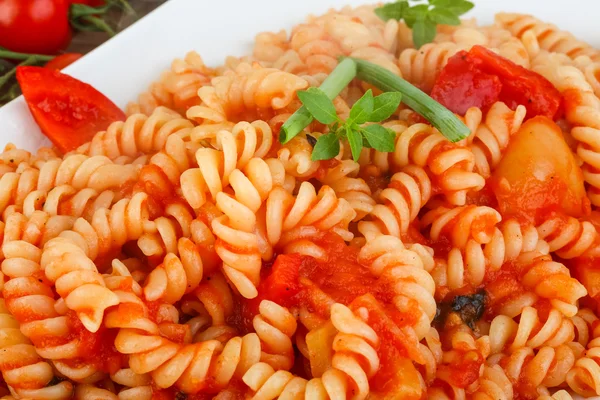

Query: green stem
[81,15,116,36]
[0,48,54,62]
[0,56,47,89]
[280,58,357,144]
[347,57,470,142]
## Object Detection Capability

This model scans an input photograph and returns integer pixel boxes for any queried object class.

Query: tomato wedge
[16,66,125,153]
[431,45,562,119]
[44,53,83,71]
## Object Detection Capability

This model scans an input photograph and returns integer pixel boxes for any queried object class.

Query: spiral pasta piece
[127,52,215,116]
[277,135,322,179]
[316,160,375,221]
[359,122,485,205]
[432,219,548,292]
[186,62,308,124]
[536,215,599,259]
[496,13,600,62]
[358,236,435,346]
[422,205,502,249]
[0,298,74,399]
[358,165,431,240]
[489,306,576,353]
[76,107,194,160]
[467,102,527,178]
[566,336,600,397]
[471,365,513,400]
[242,302,380,400]
[210,158,293,298]
[490,344,581,394]
[398,42,461,93]
[0,154,138,215]
[38,193,152,331]
[266,181,356,248]
[253,300,298,370]
[143,238,204,304]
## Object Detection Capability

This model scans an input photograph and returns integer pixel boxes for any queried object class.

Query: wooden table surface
[0,0,168,105]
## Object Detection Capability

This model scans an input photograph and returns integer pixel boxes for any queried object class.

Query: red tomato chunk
[431,45,562,119]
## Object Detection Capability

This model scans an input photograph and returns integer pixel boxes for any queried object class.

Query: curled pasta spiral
[422,205,502,249]
[277,135,322,179]
[143,238,204,304]
[38,193,152,331]
[115,324,261,393]
[398,42,461,93]
[489,306,575,354]
[495,13,600,62]
[514,252,587,317]
[358,236,436,346]
[0,299,74,399]
[186,62,308,124]
[0,155,138,214]
[358,165,431,240]
[537,215,599,259]
[242,303,380,400]
[471,365,513,400]
[209,158,293,298]
[489,344,582,394]
[467,102,527,178]
[266,181,356,248]
[432,219,548,292]
[359,122,485,205]
[566,335,600,397]
[110,368,152,400]
[316,160,375,221]
[76,108,194,161]
[126,51,215,116]
[253,300,298,370]
[254,30,289,64]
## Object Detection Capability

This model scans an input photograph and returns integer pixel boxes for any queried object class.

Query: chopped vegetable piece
[44,53,83,71]
[432,45,563,119]
[16,66,126,153]
[349,57,470,142]
[491,116,589,224]
[430,50,502,115]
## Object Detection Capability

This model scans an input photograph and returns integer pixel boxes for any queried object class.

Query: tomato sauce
[64,310,124,374]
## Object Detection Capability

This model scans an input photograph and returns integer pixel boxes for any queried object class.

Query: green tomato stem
[0,49,54,62]
[347,56,470,142]
[280,58,357,144]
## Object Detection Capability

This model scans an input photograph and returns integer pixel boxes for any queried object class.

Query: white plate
[0,1,598,398]
[0,0,599,151]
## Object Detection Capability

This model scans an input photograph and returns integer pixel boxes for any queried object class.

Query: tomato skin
[432,45,562,120]
[44,53,83,70]
[0,0,72,55]
[16,66,126,154]
[430,50,502,115]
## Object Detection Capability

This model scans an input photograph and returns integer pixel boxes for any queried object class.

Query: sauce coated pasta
[2,2,600,400]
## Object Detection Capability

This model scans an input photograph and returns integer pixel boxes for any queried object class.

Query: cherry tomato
[44,53,83,70]
[16,66,126,153]
[432,45,562,120]
[0,0,72,55]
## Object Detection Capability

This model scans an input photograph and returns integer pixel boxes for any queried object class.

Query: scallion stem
[280,58,357,144]
[347,57,470,142]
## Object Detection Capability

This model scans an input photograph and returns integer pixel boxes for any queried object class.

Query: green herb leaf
[374,0,407,21]
[447,0,474,16]
[361,125,396,152]
[349,89,374,125]
[429,0,453,6]
[370,92,402,122]
[429,7,461,25]
[346,126,363,161]
[297,87,338,125]
[311,133,340,161]
[404,4,429,21]
[412,17,437,48]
